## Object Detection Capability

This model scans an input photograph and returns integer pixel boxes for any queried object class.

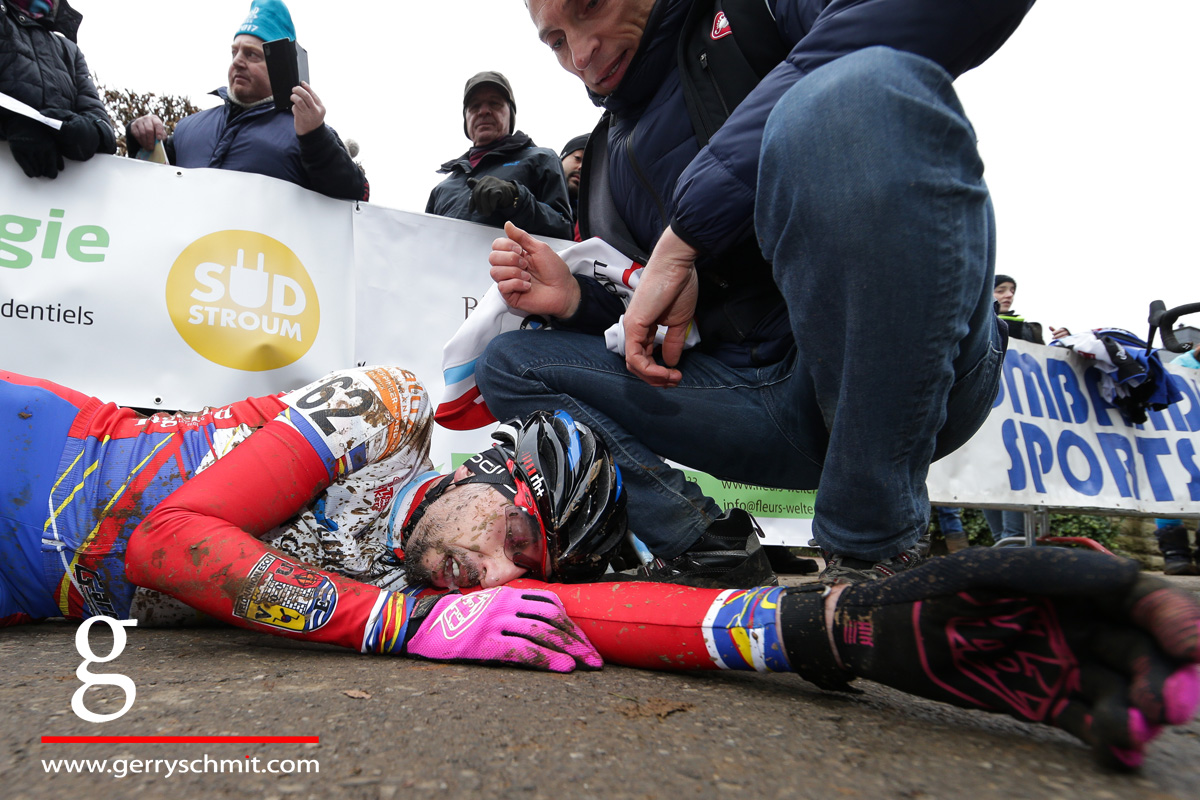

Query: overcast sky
[68,0,1198,339]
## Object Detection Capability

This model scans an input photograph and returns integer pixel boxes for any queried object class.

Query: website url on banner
[42,755,320,780]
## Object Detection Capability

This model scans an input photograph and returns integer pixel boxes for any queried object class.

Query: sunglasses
[502,503,548,577]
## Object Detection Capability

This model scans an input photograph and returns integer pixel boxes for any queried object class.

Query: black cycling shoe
[764,545,820,575]
[601,508,779,589]
[1157,524,1199,576]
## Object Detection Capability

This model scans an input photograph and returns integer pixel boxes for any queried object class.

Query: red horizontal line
[41,736,319,744]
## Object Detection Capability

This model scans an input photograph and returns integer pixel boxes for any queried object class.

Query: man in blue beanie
[125,0,367,202]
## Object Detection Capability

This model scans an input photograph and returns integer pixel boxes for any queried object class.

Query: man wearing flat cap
[426,71,572,239]
[126,0,367,202]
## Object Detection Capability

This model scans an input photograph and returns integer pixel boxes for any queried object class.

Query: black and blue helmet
[490,410,626,581]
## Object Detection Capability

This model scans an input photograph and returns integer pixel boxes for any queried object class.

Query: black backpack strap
[578,112,649,264]
[730,0,792,77]
[678,0,791,146]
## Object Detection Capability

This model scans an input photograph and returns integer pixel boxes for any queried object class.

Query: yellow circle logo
[165,231,320,371]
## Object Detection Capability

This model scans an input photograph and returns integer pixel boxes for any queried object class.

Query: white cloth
[436,238,700,430]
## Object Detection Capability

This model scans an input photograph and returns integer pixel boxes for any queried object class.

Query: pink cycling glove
[403,587,602,673]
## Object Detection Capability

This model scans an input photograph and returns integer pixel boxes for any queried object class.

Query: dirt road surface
[5,575,1199,800]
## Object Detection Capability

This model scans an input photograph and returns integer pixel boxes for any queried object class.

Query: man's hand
[623,225,699,387]
[291,81,326,136]
[1050,326,1072,340]
[402,587,602,673]
[5,116,62,178]
[468,176,520,218]
[130,114,167,152]
[489,221,581,317]
[51,113,101,161]
[793,549,1200,769]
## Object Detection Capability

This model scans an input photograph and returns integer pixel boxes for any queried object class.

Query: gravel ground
[4,572,1198,799]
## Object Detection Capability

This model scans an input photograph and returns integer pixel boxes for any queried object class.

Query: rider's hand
[402,587,602,673]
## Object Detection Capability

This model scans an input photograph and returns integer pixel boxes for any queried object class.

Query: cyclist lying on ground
[2,367,1198,770]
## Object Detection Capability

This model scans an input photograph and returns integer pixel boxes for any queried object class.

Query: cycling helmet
[398,409,626,581]
[492,409,627,580]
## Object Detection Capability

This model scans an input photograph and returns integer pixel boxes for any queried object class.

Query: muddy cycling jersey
[1,366,435,653]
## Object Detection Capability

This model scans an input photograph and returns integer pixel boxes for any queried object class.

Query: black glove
[4,116,64,178]
[781,548,1200,769]
[467,176,520,218]
[52,113,102,162]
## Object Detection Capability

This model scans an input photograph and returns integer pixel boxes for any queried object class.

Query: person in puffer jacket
[476,0,1036,588]
[124,0,368,202]
[0,0,117,179]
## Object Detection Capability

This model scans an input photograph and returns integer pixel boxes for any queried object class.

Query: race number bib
[278,367,427,478]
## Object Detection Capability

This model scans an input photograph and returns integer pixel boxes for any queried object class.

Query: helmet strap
[457,448,519,502]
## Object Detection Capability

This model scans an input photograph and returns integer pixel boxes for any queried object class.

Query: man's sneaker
[945,533,970,554]
[914,528,932,559]
[819,544,924,585]
[636,545,778,588]
[1163,554,1198,576]
[604,508,779,589]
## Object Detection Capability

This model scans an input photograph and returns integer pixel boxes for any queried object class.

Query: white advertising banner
[1,148,354,410]
[5,149,1196,547]
[929,339,1200,517]
[351,201,577,473]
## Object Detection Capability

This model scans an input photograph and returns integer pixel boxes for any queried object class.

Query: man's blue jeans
[984,509,1027,543]
[477,48,1003,561]
[936,507,965,536]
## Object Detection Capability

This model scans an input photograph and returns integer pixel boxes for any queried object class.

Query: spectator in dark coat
[0,0,116,179]
[986,273,1070,544]
[426,72,572,240]
[125,0,367,202]
[559,133,588,222]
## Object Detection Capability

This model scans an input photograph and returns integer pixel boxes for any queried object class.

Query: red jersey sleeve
[127,405,416,654]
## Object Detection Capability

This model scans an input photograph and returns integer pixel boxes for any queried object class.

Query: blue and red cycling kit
[4,368,1200,767]
[0,366,792,670]
[0,366,438,653]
